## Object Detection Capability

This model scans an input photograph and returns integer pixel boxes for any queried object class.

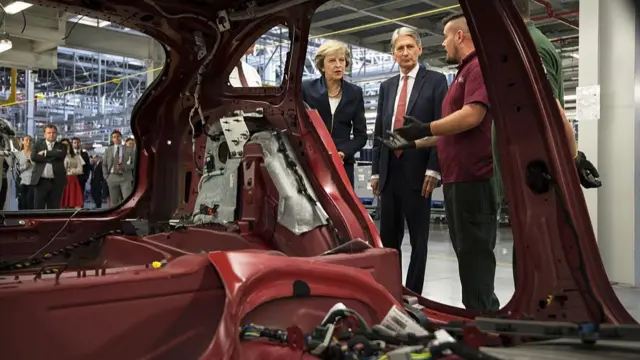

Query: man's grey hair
[390,27,422,50]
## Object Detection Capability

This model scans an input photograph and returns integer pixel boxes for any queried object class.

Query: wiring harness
[239,305,502,360]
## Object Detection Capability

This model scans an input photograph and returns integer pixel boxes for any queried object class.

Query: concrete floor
[396,223,640,321]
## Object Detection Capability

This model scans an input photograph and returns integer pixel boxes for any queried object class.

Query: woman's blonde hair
[314,40,351,72]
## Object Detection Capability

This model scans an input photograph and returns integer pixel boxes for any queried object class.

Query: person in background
[0,154,8,209]
[103,130,135,206]
[229,42,262,87]
[371,27,448,295]
[31,124,67,210]
[125,138,136,150]
[505,0,601,285]
[381,14,500,312]
[59,138,85,209]
[72,137,92,202]
[90,155,105,209]
[16,135,35,210]
[302,40,367,186]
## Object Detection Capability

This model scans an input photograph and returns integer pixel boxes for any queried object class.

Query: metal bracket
[0,218,26,227]
[219,110,261,158]
[216,10,231,31]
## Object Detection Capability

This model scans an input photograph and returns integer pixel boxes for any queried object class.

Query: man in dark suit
[31,124,67,209]
[371,27,448,295]
[90,155,105,208]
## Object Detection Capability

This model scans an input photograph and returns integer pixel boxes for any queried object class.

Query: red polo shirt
[436,51,493,184]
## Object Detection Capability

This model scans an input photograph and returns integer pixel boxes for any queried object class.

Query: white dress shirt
[229,61,263,87]
[42,141,55,179]
[371,64,441,181]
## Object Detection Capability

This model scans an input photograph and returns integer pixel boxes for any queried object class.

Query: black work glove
[575,151,602,189]
[394,115,433,141]
[377,131,416,150]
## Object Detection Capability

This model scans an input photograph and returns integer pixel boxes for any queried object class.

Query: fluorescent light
[3,1,33,15]
[0,39,12,54]
[3,1,32,15]
[69,15,111,28]
[569,52,579,59]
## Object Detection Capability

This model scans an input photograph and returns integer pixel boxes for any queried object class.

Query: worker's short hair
[314,40,351,72]
[512,0,530,18]
[390,27,422,51]
[441,12,466,28]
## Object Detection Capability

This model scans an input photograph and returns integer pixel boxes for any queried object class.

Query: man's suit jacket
[30,140,67,186]
[102,144,135,181]
[78,150,91,183]
[91,160,104,189]
[372,66,448,192]
[302,76,368,165]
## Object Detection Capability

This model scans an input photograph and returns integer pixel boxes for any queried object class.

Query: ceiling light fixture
[69,15,111,28]
[3,1,33,15]
[0,34,12,54]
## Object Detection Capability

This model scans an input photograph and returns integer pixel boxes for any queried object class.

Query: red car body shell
[0,0,635,359]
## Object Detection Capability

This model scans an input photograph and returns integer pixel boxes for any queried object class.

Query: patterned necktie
[236,64,249,87]
[393,75,409,157]
[114,146,121,173]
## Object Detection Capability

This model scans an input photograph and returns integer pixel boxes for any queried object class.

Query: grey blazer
[102,144,135,181]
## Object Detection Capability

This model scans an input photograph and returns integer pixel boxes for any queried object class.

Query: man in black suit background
[90,155,105,208]
[31,124,67,209]
[72,137,92,199]
[371,27,448,294]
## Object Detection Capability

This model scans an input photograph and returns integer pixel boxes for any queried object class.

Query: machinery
[0,0,637,359]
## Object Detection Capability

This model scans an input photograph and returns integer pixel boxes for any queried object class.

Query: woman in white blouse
[59,138,85,209]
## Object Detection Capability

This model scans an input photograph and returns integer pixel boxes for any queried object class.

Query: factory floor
[394,223,640,321]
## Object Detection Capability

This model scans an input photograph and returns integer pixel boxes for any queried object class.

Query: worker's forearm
[415,136,439,148]
[556,99,577,158]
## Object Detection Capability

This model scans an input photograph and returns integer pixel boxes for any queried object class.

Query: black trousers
[0,177,7,210]
[443,179,500,312]
[343,162,354,188]
[91,182,103,208]
[18,184,35,210]
[34,178,63,210]
[379,155,431,294]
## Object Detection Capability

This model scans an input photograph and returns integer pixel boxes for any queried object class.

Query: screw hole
[501,55,508,63]
[515,106,521,112]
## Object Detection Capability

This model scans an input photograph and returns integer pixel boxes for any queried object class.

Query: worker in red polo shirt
[379,12,499,312]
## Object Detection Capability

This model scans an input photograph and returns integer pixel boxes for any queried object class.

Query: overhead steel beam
[0,38,57,69]
[64,23,155,60]
[311,0,417,28]
[310,26,384,52]
[335,0,441,35]
[4,9,66,43]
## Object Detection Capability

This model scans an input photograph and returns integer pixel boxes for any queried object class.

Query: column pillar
[578,0,639,285]
[25,69,35,137]
[146,38,164,88]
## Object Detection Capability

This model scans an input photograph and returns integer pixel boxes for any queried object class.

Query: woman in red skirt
[60,138,85,209]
